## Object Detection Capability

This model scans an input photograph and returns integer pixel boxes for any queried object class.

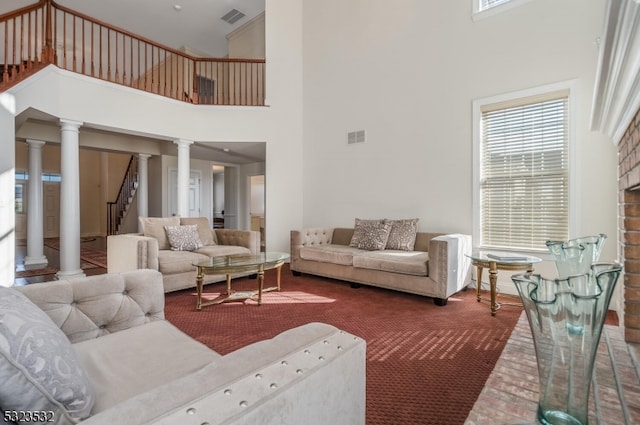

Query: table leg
[275,263,283,291]
[196,267,204,311]
[476,265,483,302]
[226,274,232,294]
[257,264,265,305]
[489,261,498,316]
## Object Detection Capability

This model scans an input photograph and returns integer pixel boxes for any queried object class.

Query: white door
[169,169,201,217]
[43,182,60,238]
[189,173,201,217]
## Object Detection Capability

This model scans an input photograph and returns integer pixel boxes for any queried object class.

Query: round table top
[466,251,542,265]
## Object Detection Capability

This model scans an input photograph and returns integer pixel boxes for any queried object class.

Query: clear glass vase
[545,234,607,278]
[512,263,621,425]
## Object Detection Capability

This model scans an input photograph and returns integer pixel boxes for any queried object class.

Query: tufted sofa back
[16,270,165,344]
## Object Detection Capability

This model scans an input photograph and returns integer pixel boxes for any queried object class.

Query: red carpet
[164,265,523,425]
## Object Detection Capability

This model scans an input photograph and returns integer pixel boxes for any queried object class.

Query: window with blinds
[479,91,569,251]
[480,0,512,11]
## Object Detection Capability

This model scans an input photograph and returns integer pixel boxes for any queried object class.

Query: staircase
[107,155,138,235]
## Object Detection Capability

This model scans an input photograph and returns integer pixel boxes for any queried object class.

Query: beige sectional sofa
[290,224,472,305]
[107,216,260,292]
[1,270,366,425]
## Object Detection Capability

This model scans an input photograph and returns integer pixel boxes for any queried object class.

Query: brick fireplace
[618,108,640,344]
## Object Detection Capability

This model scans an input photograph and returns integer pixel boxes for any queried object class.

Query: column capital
[25,139,46,148]
[59,118,83,131]
[173,139,194,149]
[138,153,152,160]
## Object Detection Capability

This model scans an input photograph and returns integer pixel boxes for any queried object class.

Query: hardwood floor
[15,237,107,286]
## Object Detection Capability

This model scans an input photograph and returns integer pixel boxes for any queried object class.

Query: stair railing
[107,155,138,236]
[1,0,265,105]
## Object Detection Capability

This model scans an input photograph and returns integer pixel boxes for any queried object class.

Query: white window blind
[480,91,569,251]
[480,0,512,11]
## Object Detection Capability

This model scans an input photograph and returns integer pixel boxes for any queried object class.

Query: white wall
[301,0,618,297]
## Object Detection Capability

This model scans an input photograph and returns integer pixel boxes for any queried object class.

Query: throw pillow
[0,288,95,423]
[139,216,180,250]
[180,217,216,246]
[349,218,386,248]
[164,224,204,251]
[386,218,419,251]
[355,220,393,251]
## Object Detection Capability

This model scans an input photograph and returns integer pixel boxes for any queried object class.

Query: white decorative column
[57,119,85,279]
[137,153,151,232]
[24,139,47,267]
[173,139,193,217]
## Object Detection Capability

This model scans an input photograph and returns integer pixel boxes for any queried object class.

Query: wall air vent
[347,130,366,144]
[221,9,246,24]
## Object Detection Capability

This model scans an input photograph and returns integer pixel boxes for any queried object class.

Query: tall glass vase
[512,262,621,425]
[545,234,607,278]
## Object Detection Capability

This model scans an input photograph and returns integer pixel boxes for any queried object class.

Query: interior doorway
[212,165,225,228]
[250,175,265,250]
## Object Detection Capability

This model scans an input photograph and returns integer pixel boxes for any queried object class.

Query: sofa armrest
[428,234,473,299]
[15,270,165,344]
[214,229,260,254]
[81,322,366,425]
[107,234,159,272]
[290,228,335,261]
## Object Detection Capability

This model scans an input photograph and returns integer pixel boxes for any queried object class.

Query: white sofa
[0,270,366,425]
[291,225,472,305]
[107,216,260,292]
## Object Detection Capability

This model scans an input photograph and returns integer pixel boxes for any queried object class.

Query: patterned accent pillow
[386,218,419,251]
[353,219,392,251]
[164,224,204,251]
[0,288,95,423]
[349,219,385,248]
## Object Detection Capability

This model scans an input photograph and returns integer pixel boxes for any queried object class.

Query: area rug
[44,238,108,268]
[164,265,523,425]
[15,260,98,278]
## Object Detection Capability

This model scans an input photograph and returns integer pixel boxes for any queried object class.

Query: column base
[55,269,86,280]
[23,256,48,267]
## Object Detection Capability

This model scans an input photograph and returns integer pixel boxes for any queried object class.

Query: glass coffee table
[192,252,289,310]
[466,251,542,316]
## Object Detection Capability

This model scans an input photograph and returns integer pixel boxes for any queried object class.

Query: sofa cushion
[0,288,95,423]
[140,216,180,250]
[386,218,419,251]
[299,245,362,266]
[194,245,252,257]
[157,250,209,275]
[165,224,203,251]
[352,250,429,276]
[180,217,217,246]
[73,320,221,414]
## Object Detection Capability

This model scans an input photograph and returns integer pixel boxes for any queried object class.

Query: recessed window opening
[472,0,534,21]
[477,89,570,251]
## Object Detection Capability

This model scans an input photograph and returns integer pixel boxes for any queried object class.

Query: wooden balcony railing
[0,0,265,105]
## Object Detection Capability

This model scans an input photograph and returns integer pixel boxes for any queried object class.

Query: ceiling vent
[221,9,246,24]
[347,130,366,144]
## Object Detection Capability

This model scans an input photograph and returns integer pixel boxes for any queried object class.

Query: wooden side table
[466,252,542,316]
